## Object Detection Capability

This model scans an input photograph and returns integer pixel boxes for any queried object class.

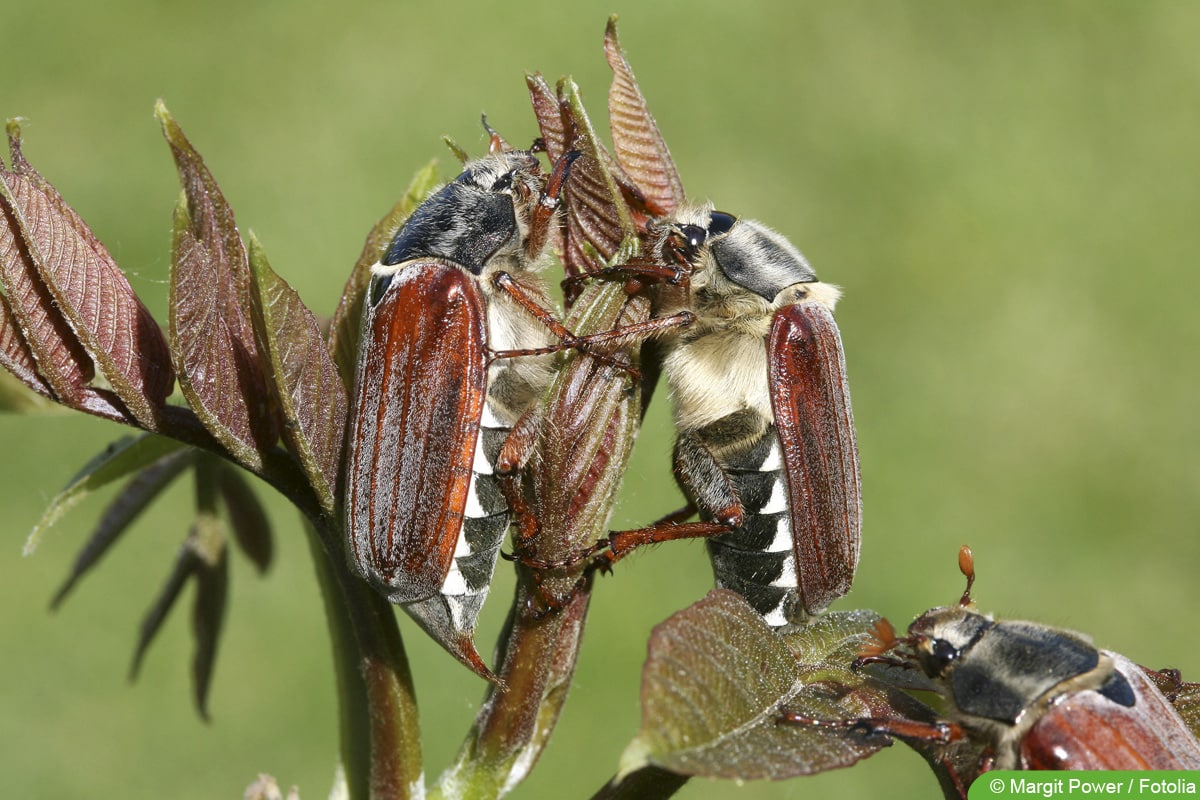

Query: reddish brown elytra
[344,140,587,680]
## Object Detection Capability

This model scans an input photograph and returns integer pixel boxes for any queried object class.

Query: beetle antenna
[481,113,507,153]
[957,544,975,606]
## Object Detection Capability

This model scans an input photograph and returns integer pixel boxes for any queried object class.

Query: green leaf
[129,463,229,721]
[24,434,189,555]
[246,234,346,515]
[217,466,273,574]
[618,591,893,782]
[50,447,194,608]
[190,514,229,721]
[328,160,439,392]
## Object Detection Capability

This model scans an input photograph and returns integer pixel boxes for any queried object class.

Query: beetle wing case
[766,302,862,615]
[346,262,488,603]
[1020,651,1200,770]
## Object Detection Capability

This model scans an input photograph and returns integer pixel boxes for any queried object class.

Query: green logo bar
[969,773,1200,799]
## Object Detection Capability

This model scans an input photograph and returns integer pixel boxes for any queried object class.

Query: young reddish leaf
[169,197,275,469]
[328,160,439,392]
[617,591,893,782]
[0,121,174,428]
[526,73,568,162]
[0,146,129,423]
[553,79,638,277]
[160,103,277,469]
[50,447,195,608]
[246,234,346,514]
[24,434,189,555]
[217,466,273,574]
[604,16,684,216]
[0,289,52,399]
[157,103,255,317]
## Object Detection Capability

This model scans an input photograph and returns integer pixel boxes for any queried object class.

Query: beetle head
[376,150,547,280]
[906,605,995,681]
[856,545,990,680]
[660,205,818,304]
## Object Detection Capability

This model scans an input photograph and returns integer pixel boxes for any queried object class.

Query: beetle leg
[519,428,752,575]
[492,271,581,347]
[673,428,746,527]
[655,503,699,526]
[594,429,749,568]
[524,150,581,261]
[779,712,963,746]
[560,254,686,298]
[494,403,546,553]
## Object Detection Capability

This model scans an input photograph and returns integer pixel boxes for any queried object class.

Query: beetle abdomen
[435,404,515,630]
[706,430,802,627]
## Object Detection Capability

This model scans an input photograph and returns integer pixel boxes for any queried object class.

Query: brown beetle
[794,546,1200,791]
[551,20,862,629]
[343,135,583,679]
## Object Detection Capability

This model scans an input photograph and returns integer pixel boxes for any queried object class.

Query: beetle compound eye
[676,224,708,261]
[927,638,961,675]
[492,172,514,193]
[707,211,736,238]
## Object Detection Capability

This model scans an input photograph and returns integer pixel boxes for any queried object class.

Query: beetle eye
[672,224,708,261]
[927,638,961,674]
[708,211,737,238]
[492,172,514,192]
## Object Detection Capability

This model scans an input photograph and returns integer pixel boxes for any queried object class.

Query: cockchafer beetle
[784,546,1200,793]
[343,131,587,678]
[576,204,861,628]
[539,19,862,629]
[658,206,859,626]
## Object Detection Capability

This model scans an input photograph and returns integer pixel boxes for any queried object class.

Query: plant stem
[307,521,422,800]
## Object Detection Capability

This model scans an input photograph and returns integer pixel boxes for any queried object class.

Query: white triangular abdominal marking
[762,600,791,627]
[441,558,469,596]
[769,553,798,588]
[760,439,784,471]
[470,430,493,475]
[479,400,504,429]
[463,474,489,519]
[759,477,788,515]
[453,528,473,558]
[764,516,793,553]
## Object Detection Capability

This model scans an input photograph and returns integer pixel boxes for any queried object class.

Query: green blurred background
[3,1,1199,798]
